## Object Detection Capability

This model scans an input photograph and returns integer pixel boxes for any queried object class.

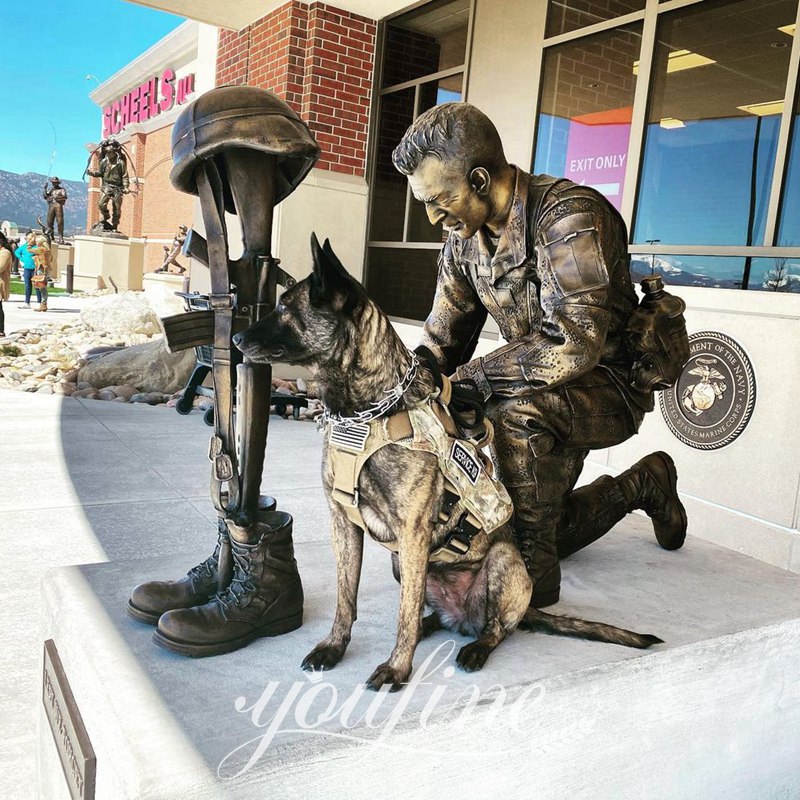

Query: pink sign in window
[563,107,632,211]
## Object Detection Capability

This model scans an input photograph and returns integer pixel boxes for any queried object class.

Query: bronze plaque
[660,331,757,451]
[42,640,96,800]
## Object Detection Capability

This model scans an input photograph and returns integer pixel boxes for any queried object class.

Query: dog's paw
[456,642,493,672]
[365,663,409,692]
[301,643,346,672]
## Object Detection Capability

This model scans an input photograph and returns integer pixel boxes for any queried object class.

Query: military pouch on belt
[625,275,690,392]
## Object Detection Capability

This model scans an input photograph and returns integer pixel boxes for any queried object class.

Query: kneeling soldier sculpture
[127,86,320,656]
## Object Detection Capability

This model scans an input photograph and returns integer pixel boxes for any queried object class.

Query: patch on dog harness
[450,440,480,485]
[329,421,370,452]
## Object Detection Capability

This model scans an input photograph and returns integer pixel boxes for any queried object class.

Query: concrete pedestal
[38,522,800,800]
[49,242,73,282]
[72,236,146,293]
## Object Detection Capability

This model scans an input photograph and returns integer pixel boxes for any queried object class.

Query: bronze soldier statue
[127,87,320,657]
[393,103,689,608]
[156,224,188,273]
[86,139,130,232]
[43,177,68,244]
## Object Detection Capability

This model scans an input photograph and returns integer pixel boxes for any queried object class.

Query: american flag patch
[329,421,370,452]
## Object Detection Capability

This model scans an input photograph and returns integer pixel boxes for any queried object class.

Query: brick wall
[215,1,377,177]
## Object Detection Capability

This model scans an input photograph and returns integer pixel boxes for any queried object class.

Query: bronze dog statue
[234,235,661,691]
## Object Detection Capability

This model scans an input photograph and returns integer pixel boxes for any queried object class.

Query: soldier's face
[408,156,491,240]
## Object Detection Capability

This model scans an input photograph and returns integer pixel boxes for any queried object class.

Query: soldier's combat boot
[127,522,231,625]
[556,451,687,559]
[617,451,687,550]
[153,511,303,657]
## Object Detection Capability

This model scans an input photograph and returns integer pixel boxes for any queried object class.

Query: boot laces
[216,546,255,609]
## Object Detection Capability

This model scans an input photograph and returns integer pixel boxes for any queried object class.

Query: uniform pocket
[542,213,608,298]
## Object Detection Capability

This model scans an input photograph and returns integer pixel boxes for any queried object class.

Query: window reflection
[777,104,800,245]
[382,0,470,88]
[546,0,644,38]
[630,254,747,289]
[366,247,440,319]
[633,0,795,246]
[368,89,415,242]
[534,25,642,211]
[747,256,800,292]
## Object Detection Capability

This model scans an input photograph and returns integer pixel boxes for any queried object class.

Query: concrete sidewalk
[0,387,329,799]
[2,375,800,798]
[1,290,85,334]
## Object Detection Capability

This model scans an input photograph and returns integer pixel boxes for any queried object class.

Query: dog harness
[325,374,513,564]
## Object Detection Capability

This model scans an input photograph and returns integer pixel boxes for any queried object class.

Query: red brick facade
[216,1,376,176]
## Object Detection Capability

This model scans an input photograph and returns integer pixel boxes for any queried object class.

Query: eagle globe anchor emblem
[682,360,727,417]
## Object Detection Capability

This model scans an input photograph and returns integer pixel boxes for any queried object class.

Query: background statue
[42,177,68,244]
[85,139,130,235]
[156,224,188,273]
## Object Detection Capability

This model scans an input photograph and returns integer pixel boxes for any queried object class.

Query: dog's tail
[519,608,662,650]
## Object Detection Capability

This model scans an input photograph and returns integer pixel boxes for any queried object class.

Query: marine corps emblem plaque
[659,331,756,450]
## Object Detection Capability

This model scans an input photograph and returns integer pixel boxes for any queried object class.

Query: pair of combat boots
[128,510,304,657]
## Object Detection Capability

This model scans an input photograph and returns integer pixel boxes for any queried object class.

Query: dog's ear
[309,232,361,314]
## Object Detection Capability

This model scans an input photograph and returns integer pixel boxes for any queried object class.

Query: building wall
[211,0,378,281]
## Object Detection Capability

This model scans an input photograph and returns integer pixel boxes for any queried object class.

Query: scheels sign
[102,68,195,138]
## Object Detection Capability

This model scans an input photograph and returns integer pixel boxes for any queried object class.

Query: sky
[0,0,184,182]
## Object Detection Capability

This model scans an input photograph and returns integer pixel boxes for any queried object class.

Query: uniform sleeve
[419,239,488,377]
[461,199,617,398]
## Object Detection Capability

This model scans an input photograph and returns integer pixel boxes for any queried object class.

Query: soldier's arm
[419,238,488,377]
[455,198,616,399]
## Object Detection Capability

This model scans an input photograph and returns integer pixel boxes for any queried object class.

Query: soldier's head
[392,102,512,240]
[51,176,61,185]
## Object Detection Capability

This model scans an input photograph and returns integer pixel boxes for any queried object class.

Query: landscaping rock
[80,292,161,337]
[77,339,195,395]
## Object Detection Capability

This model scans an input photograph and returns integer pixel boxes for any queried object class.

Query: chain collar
[319,353,420,430]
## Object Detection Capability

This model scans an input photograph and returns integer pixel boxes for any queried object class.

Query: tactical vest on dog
[326,376,513,564]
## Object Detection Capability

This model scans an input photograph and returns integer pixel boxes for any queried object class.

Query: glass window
[777,97,800,246]
[546,0,644,38]
[633,0,796,246]
[365,248,440,320]
[630,253,748,289]
[746,256,800,292]
[382,0,470,88]
[534,24,643,211]
[368,89,415,242]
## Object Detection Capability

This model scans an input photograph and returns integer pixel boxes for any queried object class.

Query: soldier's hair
[392,102,507,176]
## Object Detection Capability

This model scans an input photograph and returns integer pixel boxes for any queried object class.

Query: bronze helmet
[170,85,320,210]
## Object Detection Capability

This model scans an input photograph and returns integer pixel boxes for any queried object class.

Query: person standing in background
[0,232,12,335]
[30,235,53,312]
[14,232,36,308]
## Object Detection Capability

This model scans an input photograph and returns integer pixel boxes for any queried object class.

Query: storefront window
[382,0,470,88]
[631,254,748,289]
[366,248,441,320]
[367,0,471,320]
[369,88,415,242]
[777,99,800,246]
[546,0,644,39]
[630,252,800,293]
[633,0,796,246]
[533,24,642,211]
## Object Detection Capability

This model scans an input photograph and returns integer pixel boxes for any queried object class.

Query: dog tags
[329,421,370,452]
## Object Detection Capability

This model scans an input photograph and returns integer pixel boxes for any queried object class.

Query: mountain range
[0,170,88,235]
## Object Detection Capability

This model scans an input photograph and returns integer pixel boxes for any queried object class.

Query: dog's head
[233,233,366,368]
